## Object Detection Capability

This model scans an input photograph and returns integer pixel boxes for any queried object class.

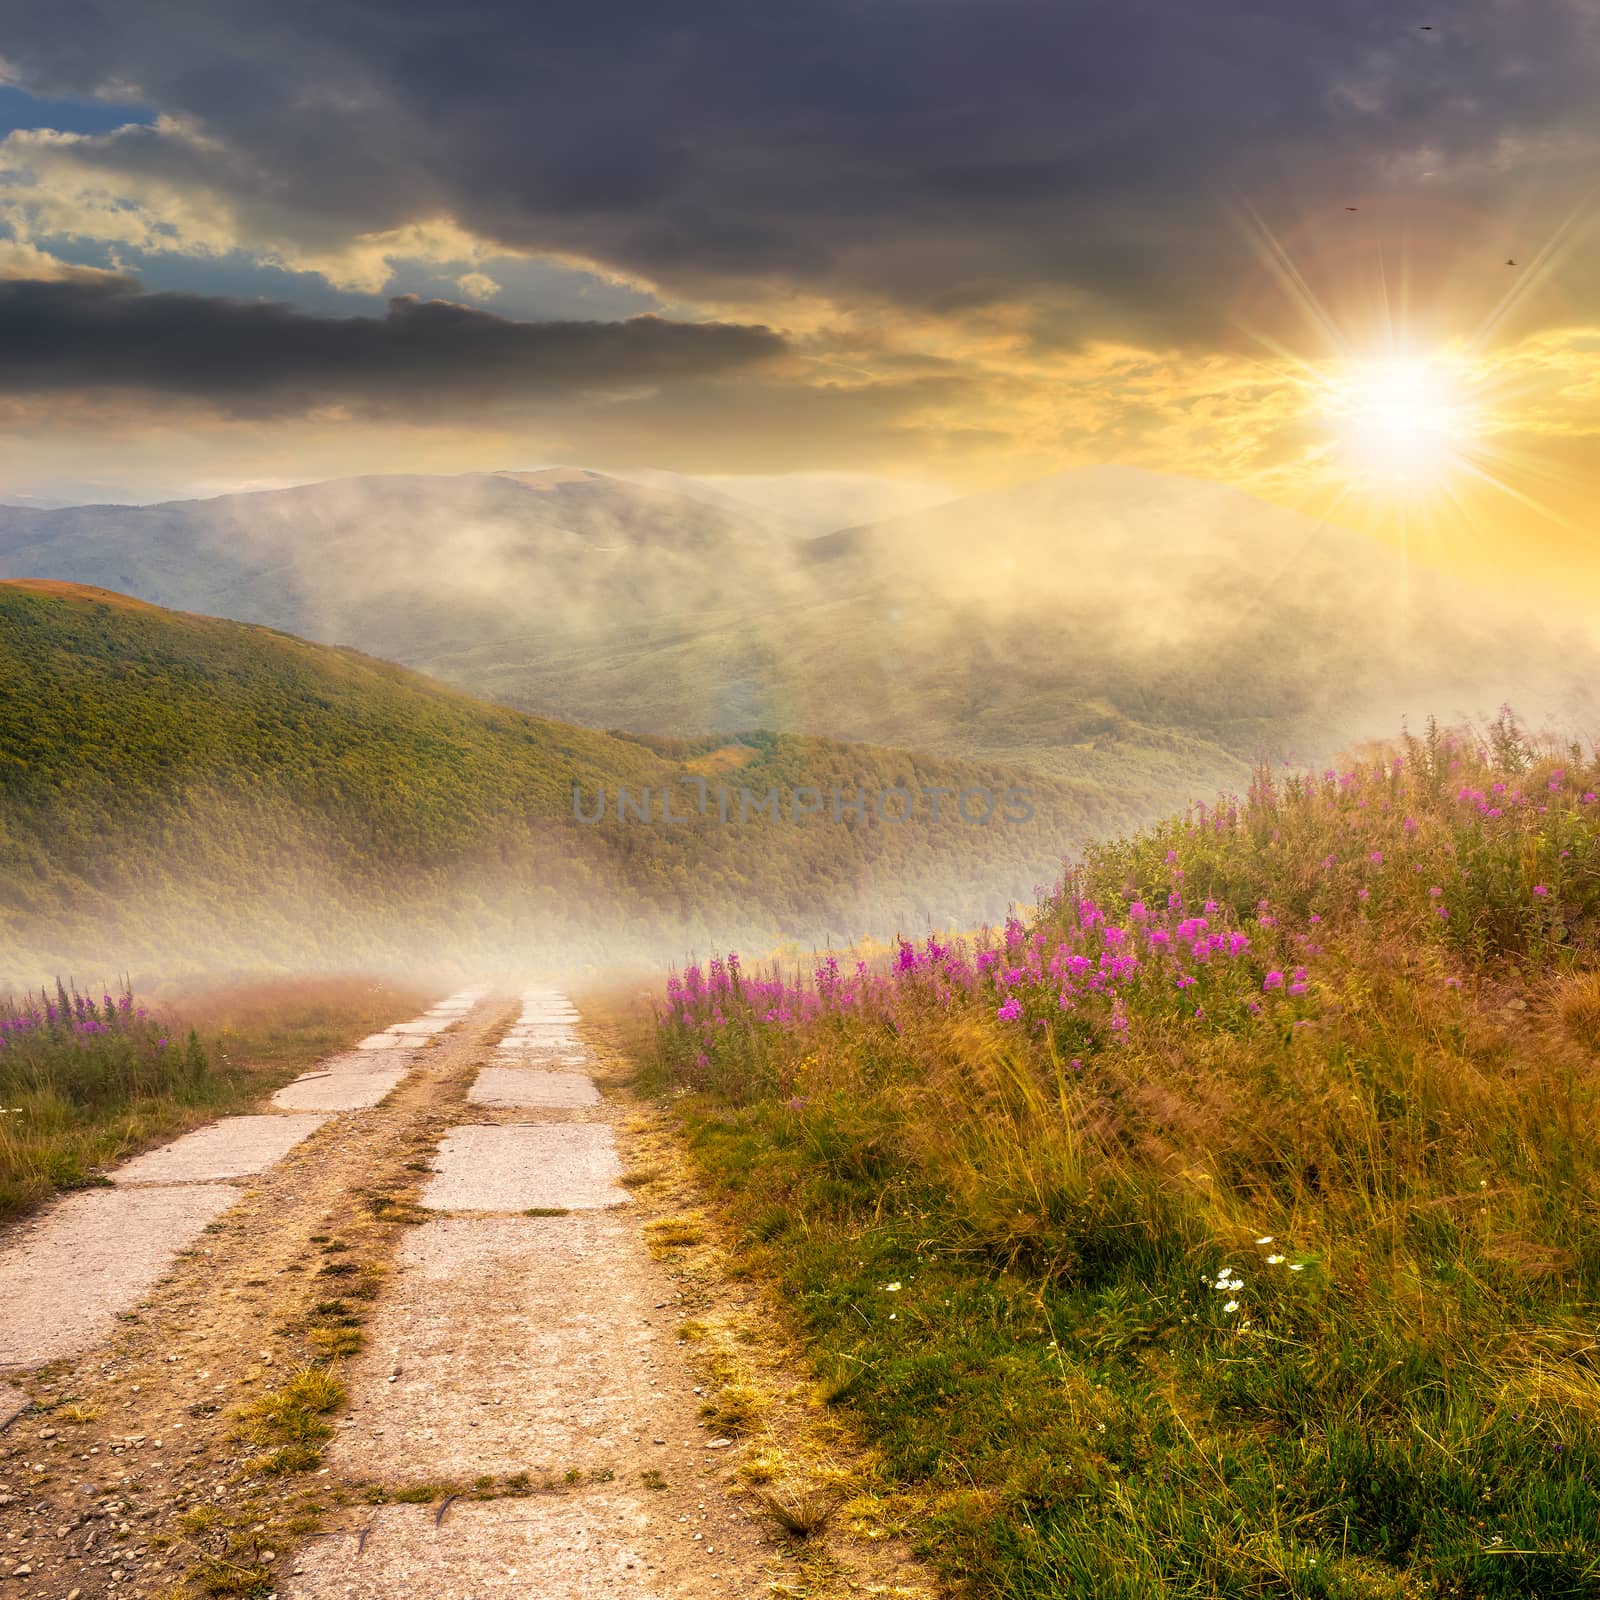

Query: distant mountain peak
[491,467,612,491]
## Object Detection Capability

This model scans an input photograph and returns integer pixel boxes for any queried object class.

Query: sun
[1318,351,1481,503]
[1227,198,1597,583]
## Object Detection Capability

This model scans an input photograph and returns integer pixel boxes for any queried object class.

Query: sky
[0,1,1597,590]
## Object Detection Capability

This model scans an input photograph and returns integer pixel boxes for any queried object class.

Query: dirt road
[0,988,933,1599]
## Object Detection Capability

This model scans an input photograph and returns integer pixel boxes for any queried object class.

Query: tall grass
[0,973,433,1221]
[646,719,1600,1599]
[0,980,219,1215]
[2,980,209,1098]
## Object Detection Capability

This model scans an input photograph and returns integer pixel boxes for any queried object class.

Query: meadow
[644,714,1600,1599]
[0,973,432,1220]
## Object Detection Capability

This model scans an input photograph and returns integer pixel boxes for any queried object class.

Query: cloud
[0,273,785,416]
[0,0,1593,564]
[454,271,502,300]
[0,235,116,280]
[0,2,1595,348]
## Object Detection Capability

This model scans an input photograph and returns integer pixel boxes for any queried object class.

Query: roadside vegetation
[0,972,432,1221]
[643,714,1600,1599]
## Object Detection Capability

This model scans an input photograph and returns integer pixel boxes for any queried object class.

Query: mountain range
[3,464,1595,822]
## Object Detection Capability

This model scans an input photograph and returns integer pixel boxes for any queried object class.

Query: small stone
[706,1438,732,1449]
[40,1427,58,1439]
[11,1565,32,1578]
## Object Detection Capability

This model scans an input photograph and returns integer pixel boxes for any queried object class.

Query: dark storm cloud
[0,1,1595,346]
[0,274,785,415]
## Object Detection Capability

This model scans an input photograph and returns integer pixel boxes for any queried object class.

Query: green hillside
[0,581,1131,982]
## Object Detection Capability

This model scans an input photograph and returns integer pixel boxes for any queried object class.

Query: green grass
[638,726,1600,1599]
[233,1366,346,1478]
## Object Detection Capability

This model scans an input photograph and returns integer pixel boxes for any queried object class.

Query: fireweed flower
[664,835,1326,1087]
